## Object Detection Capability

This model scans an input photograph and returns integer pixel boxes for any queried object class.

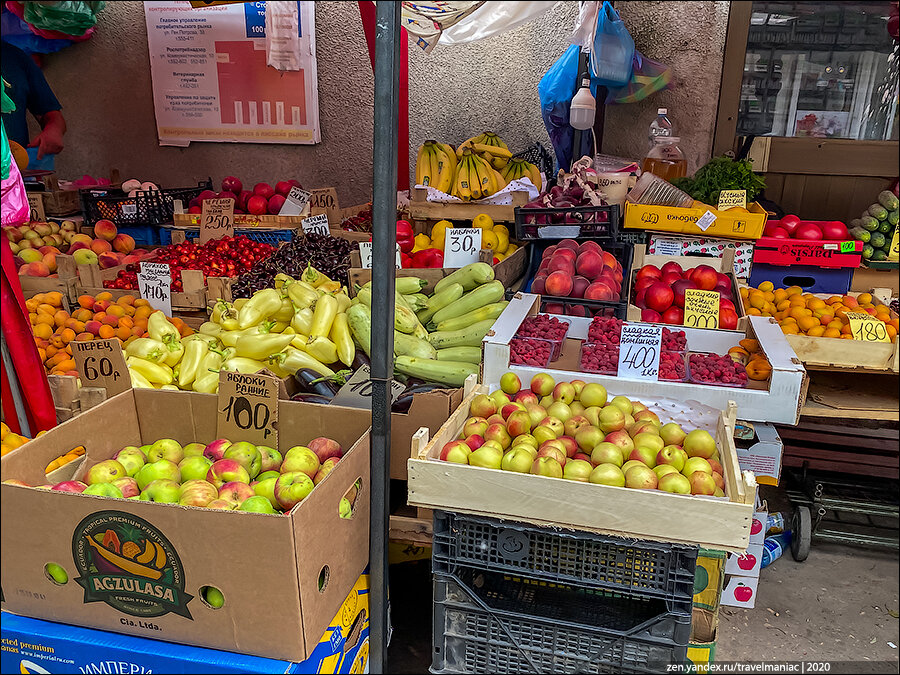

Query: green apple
[252,476,279,508]
[139,479,181,503]
[178,455,213,482]
[147,438,184,464]
[83,482,124,498]
[135,459,181,490]
[238,495,276,513]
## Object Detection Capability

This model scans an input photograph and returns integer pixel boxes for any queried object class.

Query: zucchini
[877,190,899,211]
[431,281,505,326]
[346,303,372,356]
[396,277,428,295]
[394,356,479,387]
[435,346,482,363]
[417,283,464,325]
[394,331,438,359]
[427,319,497,349]
[868,203,888,220]
[434,301,508,332]
[405,293,430,312]
[861,215,879,232]
[433,262,494,294]
[394,290,420,334]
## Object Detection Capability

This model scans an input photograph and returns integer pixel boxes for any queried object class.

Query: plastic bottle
[760,532,792,568]
[766,512,788,535]
[641,137,687,181]
[648,108,675,143]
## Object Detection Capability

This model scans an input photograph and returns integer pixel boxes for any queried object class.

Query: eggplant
[293,368,339,398]
[391,383,453,413]
[403,377,428,389]
[352,351,371,370]
[290,393,333,405]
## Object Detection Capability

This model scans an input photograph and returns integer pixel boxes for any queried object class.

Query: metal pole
[1,334,33,437]
[369,2,400,673]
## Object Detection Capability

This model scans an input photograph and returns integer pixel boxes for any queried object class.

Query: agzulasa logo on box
[72,511,193,619]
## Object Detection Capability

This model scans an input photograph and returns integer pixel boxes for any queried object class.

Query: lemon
[472,214,494,230]
[493,224,509,237]
[481,230,499,251]
[494,230,509,254]
[431,219,451,240]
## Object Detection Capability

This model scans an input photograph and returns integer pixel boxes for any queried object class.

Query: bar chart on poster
[144,1,320,145]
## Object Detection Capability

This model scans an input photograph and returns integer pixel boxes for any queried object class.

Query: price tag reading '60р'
[138,262,172,316]
[444,228,482,268]
[684,289,721,329]
[72,338,130,397]
[217,371,279,446]
[846,312,890,343]
[617,324,663,380]
[199,197,235,243]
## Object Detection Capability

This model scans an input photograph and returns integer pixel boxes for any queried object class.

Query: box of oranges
[738,284,899,372]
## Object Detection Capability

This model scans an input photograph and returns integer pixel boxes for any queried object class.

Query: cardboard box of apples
[0,389,371,662]
[407,373,757,553]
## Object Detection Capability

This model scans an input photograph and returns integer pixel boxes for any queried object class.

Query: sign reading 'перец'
[72,338,130,397]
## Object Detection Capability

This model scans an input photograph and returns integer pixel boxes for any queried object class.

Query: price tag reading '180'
[358,241,402,269]
[684,289,720,329]
[301,213,330,236]
[72,338,130,397]
[330,364,406,410]
[137,262,172,316]
[847,312,890,343]
[216,371,279,446]
[617,324,663,380]
[443,228,482,268]
[199,197,234,243]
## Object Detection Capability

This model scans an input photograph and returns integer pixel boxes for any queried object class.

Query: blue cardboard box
[0,575,369,674]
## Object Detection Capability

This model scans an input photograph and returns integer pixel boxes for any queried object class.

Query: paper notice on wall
[265,1,301,71]
[144,1,319,145]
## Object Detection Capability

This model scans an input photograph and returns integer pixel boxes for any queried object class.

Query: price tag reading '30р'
[216,371,280,446]
[72,338,130,397]
[846,312,890,343]
[137,262,172,316]
[684,289,721,329]
[443,228,482,268]
[617,324,663,380]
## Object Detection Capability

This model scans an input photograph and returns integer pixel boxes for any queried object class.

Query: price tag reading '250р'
[846,312,890,343]
[617,324,663,380]
[199,197,235,243]
[216,371,280,446]
[684,289,720,329]
[358,241,402,269]
[72,338,130,397]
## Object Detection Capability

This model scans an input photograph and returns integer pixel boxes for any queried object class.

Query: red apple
[253,182,275,199]
[635,265,662,283]
[690,264,719,291]
[247,195,268,215]
[641,309,662,322]
[661,306,684,325]
[645,282,674,312]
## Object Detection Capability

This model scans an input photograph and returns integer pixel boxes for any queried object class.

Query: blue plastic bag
[538,44,596,173]
[590,2,634,87]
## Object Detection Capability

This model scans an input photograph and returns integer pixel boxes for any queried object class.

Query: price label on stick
[847,312,890,343]
[358,241,402,269]
[444,228,482,268]
[199,197,234,243]
[301,213,330,236]
[216,371,279,446]
[137,262,172,316]
[331,364,406,410]
[72,338,130,397]
[617,324,663,380]
[279,186,312,216]
[683,289,720,329]
[27,193,46,221]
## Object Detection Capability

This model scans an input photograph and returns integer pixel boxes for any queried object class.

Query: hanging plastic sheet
[438,1,559,46]
[400,1,484,53]
[605,50,672,104]
[538,44,595,173]
[0,8,75,54]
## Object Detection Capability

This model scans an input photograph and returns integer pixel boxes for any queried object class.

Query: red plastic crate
[753,220,862,269]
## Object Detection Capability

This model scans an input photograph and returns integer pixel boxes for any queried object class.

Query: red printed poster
[144,1,320,145]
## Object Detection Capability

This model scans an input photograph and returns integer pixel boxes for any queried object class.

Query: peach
[575,251,604,280]
[113,233,135,254]
[23,262,51,277]
[571,276,590,299]
[91,239,112,254]
[547,256,575,274]
[67,242,89,254]
[645,282,675,313]
[94,219,118,242]
[557,239,579,251]
[42,253,58,273]
[84,320,102,336]
[552,247,577,261]
[72,249,99,266]
[545,270,574,297]
[635,265,661,283]
[102,315,119,327]
[689,264,719,291]
[584,281,615,301]
[18,249,43,264]
[38,245,60,255]
[93,300,111,312]
[98,252,121,269]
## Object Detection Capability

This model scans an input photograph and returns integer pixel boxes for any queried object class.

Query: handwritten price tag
[72,338,130,397]
[330,364,406,410]
[617,324,662,380]
[216,371,279,446]
[684,289,721,329]
[846,312,890,343]
[138,262,172,316]
[308,187,340,225]
[27,193,46,221]
[358,241,402,269]
[717,189,747,211]
[301,213,330,236]
[444,228,482,268]
[279,186,312,216]
[199,197,234,243]
[889,225,899,262]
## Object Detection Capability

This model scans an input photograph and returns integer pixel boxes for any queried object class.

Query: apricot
[44,291,64,307]
[823,328,841,338]
[77,295,95,310]
[806,326,826,337]
[101,315,119,327]
[116,295,136,306]
[95,291,113,302]
[856,292,873,305]
[98,325,115,339]
[75,332,93,342]
[757,281,774,292]
[107,304,126,318]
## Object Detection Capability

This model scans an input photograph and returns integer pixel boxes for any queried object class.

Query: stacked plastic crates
[430,511,697,673]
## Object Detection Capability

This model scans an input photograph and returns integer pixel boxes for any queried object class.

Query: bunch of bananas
[500,158,542,189]
[452,148,508,202]
[457,132,513,170]
[415,140,457,193]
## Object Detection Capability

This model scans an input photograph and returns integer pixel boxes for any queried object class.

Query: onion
[565,186,585,201]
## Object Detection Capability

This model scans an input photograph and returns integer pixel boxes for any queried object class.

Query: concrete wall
[40,1,729,205]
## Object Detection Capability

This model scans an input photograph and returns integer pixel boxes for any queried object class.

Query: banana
[440,142,458,172]
[472,154,497,197]
[491,167,508,191]
[482,132,509,151]
[416,141,440,187]
[525,161,542,189]
[415,143,428,186]
[454,155,473,201]
[470,143,512,159]
[491,156,508,171]
[468,155,484,200]
[434,145,455,193]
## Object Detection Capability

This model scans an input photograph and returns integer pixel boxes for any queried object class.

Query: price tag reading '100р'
[443,228,482,268]
[301,213,330,236]
[199,197,234,243]
[358,241,402,269]
[684,289,720,329]
[846,312,890,343]
[216,371,279,446]
[617,324,663,380]
[72,338,130,397]
[137,262,172,316]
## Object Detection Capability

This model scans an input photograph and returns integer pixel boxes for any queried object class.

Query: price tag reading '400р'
[138,262,172,316]
[443,228,482,268]
[216,371,279,446]
[684,289,720,329]
[199,197,235,243]
[72,338,130,397]
[846,312,890,343]
[617,324,663,380]
[358,241,402,269]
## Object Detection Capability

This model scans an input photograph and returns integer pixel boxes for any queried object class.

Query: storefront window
[738,1,898,140]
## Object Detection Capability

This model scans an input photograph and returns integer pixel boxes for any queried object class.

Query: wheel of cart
[790,505,812,562]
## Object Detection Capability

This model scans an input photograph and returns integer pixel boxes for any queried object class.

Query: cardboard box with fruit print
[483,293,808,425]
[0,389,371,662]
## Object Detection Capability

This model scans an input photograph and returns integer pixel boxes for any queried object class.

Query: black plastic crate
[505,288,627,319]
[80,179,212,228]
[432,511,697,609]
[514,203,621,241]
[616,229,649,246]
[432,571,689,674]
